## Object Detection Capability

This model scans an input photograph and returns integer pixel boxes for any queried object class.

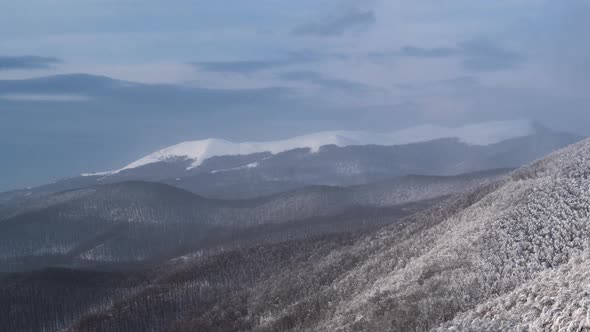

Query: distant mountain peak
[84,120,536,176]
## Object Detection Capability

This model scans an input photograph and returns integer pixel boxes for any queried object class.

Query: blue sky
[1,0,589,190]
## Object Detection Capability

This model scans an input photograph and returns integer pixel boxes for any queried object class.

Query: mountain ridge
[1,126,580,202]
[84,120,535,176]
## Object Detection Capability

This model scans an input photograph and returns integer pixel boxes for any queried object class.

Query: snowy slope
[307,136,590,331]
[89,120,534,176]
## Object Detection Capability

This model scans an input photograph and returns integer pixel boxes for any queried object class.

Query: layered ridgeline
[2,120,580,200]
[27,136,590,331]
[0,169,505,273]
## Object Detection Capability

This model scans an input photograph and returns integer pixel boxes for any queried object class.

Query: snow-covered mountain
[89,120,535,176]
[1,120,579,201]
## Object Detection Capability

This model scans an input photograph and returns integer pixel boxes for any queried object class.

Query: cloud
[191,50,350,74]
[190,51,323,74]
[394,76,480,92]
[435,76,480,90]
[0,73,293,111]
[400,46,458,58]
[291,8,375,36]
[0,93,90,102]
[458,39,524,72]
[398,38,525,72]
[0,55,62,70]
[193,59,299,74]
[278,70,370,92]
[506,0,590,91]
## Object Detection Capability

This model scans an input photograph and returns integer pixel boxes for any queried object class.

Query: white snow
[89,120,535,175]
[211,162,259,174]
[80,171,113,177]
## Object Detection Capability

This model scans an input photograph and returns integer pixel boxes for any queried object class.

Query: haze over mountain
[0,168,508,273]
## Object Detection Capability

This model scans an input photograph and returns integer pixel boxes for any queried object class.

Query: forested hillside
[0,169,502,273]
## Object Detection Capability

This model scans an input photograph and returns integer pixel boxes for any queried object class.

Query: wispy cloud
[459,39,524,71]
[0,73,294,112]
[191,51,348,74]
[0,93,90,102]
[278,70,370,92]
[398,38,525,71]
[0,55,62,70]
[400,46,458,58]
[193,59,299,74]
[291,8,375,36]
[190,52,320,74]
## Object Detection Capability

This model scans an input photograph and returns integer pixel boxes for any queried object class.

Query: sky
[1,0,589,191]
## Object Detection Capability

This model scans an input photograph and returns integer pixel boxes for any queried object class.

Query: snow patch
[93,120,534,175]
[211,162,259,174]
[81,171,113,177]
